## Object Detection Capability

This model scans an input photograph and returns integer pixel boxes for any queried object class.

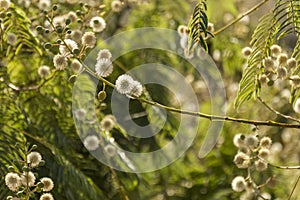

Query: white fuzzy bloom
[75,108,86,120]
[270,44,282,57]
[100,115,116,131]
[83,135,99,151]
[293,98,300,114]
[258,192,271,200]
[277,53,288,65]
[27,151,42,168]
[255,159,268,171]
[258,148,270,159]
[68,11,77,22]
[180,34,188,49]
[38,0,51,10]
[115,74,135,94]
[90,16,106,33]
[259,74,269,85]
[82,32,96,48]
[277,66,288,79]
[231,176,246,192]
[244,134,259,148]
[234,152,250,168]
[71,30,83,43]
[242,47,252,58]
[5,172,21,192]
[111,0,122,12]
[259,136,272,149]
[290,75,300,88]
[21,171,36,187]
[177,25,188,37]
[7,32,17,46]
[51,16,65,27]
[97,49,112,60]
[104,144,117,157]
[263,57,274,70]
[53,54,68,70]
[127,80,143,98]
[70,59,82,73]
[287,58,297,68]
[59,39,78,57]
[0,0,10,10]
[95,58,113,77]
[207,22,214,33]
[40,177,54,192]
[38,65,50,78]
[40,193,54,200]
[233,134,244,148]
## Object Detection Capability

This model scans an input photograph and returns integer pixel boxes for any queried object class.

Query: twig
[258,97,300,123]
[138,97,300,129]
[268,162,300,170]
[288,175,300,200]
[5,70,58,91]
[213,0,271,36]
[76,63,300,129]
[258,155,300,170]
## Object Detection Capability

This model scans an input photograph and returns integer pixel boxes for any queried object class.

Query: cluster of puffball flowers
[242,44,298,84]
[75,111,118,158]
[231,133,273,199]
[242,44,300,114]
[75,48,143,155]
[95,49,143,98]
[5,145,54,200]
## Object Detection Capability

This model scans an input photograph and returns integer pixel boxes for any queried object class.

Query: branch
[138,98,300,129]
[5,70,58,91]
[268,162,300,170]
[78,61,300,129]
[258,97,300,124]
[288,175,300,200]
[213,0,271,36]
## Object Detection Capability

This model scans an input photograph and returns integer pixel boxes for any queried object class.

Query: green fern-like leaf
[235,0,300,109]
[274,0,300,39]
[187,0,213,51]
[2,5,42,57]
[235,12,277,109]
[276,0,300,104]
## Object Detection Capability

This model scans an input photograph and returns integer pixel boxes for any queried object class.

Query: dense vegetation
[0,0,299,199]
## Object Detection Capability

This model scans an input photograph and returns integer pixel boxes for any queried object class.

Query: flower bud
[98,91,107,101]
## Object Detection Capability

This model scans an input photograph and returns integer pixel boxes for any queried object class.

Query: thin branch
[5,70,58,91]
[213,0,271,36]
[268,162,300,170]
[76,63,300,129]
[258,97,300,123]
[288,175,300,200]
[138,97,300,129]
[109,168,130,200]
[257,155,300,169]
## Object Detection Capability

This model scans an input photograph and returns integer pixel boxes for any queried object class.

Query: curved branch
[213,0,271,36]
[5,70,58,91]
[258,97,300,124]
[79,60,300,129]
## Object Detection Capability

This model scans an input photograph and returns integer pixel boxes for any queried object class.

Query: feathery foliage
[187,0,213,51]
[234,12,276,109]
[235,0,300,109]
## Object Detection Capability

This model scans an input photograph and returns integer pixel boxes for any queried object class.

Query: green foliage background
[0,0,300,199]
